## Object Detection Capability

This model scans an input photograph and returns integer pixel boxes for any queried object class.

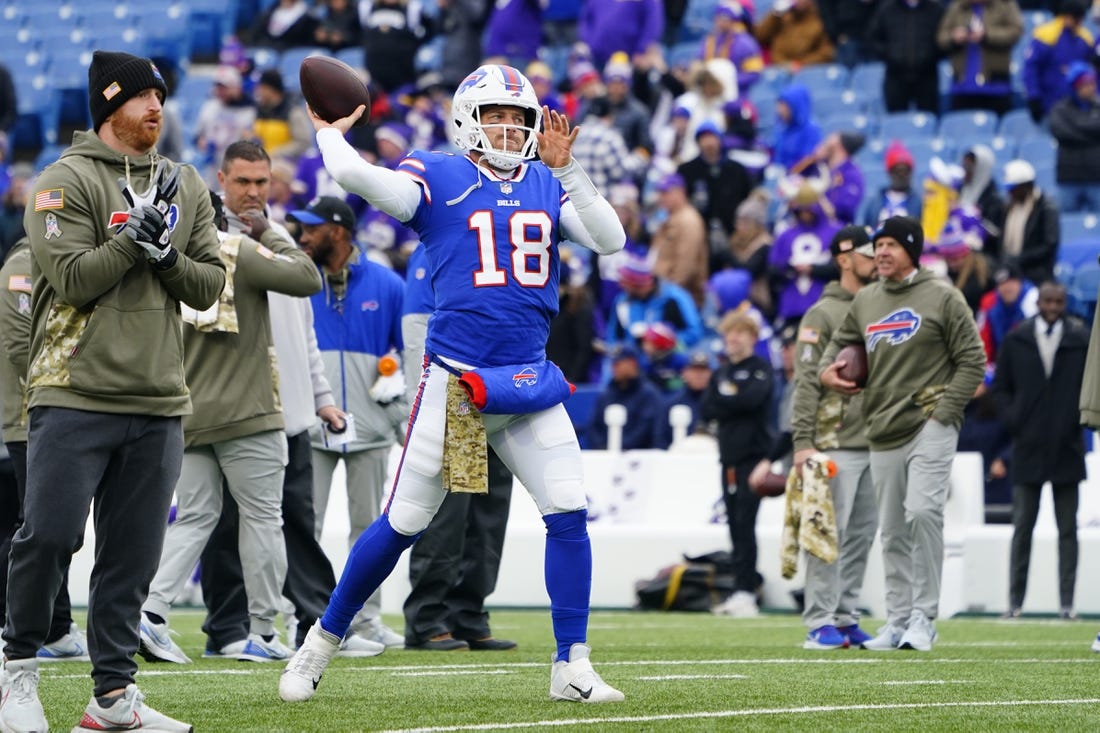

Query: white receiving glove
[369,353,406,404]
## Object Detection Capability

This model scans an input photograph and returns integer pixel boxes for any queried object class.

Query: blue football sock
[543,509,591,660]
[320,514,417,638]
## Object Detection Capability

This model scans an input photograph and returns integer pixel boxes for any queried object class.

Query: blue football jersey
[397,152,567,367]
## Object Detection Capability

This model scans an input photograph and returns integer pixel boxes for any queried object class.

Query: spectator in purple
[767,183,840,324]
[702,0,765,94]
[1022,0,1094,122]
[484,0,543,67]
[770,82,822,171]
[578,0,665,68]
[723,100,769,182]
[805,131,865,224]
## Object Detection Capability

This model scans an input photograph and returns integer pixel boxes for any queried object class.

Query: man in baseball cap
[288,196,356,232]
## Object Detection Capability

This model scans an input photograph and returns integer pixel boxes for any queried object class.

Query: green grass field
[34,609,1100,732]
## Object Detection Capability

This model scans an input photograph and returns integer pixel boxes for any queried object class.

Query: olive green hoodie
[0,241,31,443]
[23,131,225,417]
[819,268,985,451]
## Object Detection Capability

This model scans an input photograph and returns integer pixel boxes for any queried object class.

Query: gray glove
[119,160,179,263]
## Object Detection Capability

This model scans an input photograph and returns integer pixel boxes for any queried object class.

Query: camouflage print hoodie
[791,281,868,452]
[819,268,985,451]
[22,130,225,417]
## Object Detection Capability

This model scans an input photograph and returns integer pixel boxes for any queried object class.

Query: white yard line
[377,699,1100,733]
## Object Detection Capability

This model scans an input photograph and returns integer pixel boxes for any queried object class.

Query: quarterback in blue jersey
[280,65,627,704]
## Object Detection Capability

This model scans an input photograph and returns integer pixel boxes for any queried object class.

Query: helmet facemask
[451,65,543,172]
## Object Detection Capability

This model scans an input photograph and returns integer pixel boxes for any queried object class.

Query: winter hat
[708,268,751,312]
[694,120,722,140]
[838,131,865,156]
[873,215,923,266]
[884,140,914,171]
[603,52,632,83]
[1066,61,1097,91]
[1003,159,1036,187]
[88,50,168,131]
[735,190,769,226]
[656,172,686,192]
[644,322,678,351]
[618,253,655,287]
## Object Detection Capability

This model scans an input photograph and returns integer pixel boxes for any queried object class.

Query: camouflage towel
[181,234,240,333]
[442,373,488,494]
[780,452,839,579]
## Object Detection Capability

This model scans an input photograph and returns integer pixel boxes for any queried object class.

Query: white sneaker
[549,644,624,703]
[37,623,90,662]
[201,640,248,659]
[137,614,191,664]
[898,611,937,652]
[279,622,341,703]
[1091,632,1100,653]
[72,683,191,732]
[861,623,905,651]
[712,591,759,618]
[355,618,404,649]
[0,658,47,733]
[235,633,292,663]
[337,633,385,658]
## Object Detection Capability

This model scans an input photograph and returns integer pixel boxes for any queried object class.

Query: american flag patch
[7,275,31,293]
[103,81,122,100]
[34,189,64,211]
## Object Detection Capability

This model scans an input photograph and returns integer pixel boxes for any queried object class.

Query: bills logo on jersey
[512,367,537,387]
[865,308,922,351]
[108,203,181,232]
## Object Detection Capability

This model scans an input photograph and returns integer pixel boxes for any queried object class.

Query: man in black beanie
[0,50,225,733]
[819,214,985,652]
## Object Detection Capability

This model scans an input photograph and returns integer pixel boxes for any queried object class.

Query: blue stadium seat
[175,73,215,109]
[33,143,66,173]
[187,0,240,59]
[414,37,444,73]
[849,62,885,94]
[139,3,192,70]
[853,137,886,172]
[938,109,998,139]
[1033,161,1056,193]
[1015,136,1057,165]
[90,26,149,58]
[820,111,874,137]
[758,65,790,94]
[879,111,937,141]
[812,89,869,120]
[680,0,720,44]
[336,47,364,72]
[1061,214,1100,245]
[999,107,1043,141]
[48,47,94,128]
[791,63,849,92]
[537,44,571,86]
[11,74,61,150]
[904,138,954,176]
[1068,261,1100,323]
[667,41,701,71]
[250,46,283,74]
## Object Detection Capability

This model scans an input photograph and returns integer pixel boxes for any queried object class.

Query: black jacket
[1049,97,1100,185]
[991,315,1089,485]
[701,353,774,467]
[1000,191,1060,286]
[866,0,945,78]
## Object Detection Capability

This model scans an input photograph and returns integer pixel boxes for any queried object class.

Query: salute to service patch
[34,188,64,211]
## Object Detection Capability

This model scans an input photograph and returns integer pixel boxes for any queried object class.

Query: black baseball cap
[288,196,356,231]
[830,225,874,258]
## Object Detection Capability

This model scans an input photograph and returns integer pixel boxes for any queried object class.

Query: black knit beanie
[873,216,924,267]
[88,51,168,131]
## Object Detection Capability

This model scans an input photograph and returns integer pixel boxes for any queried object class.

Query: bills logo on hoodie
[108,203,181,232]
[865,309,922,351]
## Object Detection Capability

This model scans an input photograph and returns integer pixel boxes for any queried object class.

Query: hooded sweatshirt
[819,267,986,450]
[771,83,823,171]
[23,131,225,417]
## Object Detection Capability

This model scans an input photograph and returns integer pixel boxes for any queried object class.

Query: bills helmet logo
[108,203,180,232]
[865,309,922,351]
[457,68,488,94]
[512,367,537,388]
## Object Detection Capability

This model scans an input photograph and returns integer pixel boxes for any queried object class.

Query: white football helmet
[451,64,542,171]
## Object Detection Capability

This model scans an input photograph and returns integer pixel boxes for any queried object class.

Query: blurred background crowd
[1,0,1099,519]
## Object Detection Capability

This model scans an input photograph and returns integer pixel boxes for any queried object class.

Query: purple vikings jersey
[397,151,567,367]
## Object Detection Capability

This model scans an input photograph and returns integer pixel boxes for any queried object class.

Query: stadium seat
[849,62,885,94]
[1016,136,1057,165]
[335,47,364,72]
[879,111,937,141]
[139,2,192,70]
[90,26,150,58]
[33,143,66,173]
[791,63,849,92]
[680,0,720,44]
[999,107,1043,141]
[1068,261,1100,323]
[758,65,790,94]
[11,73,61,150]
[667,41,700,71]
[1061,214,1100,245]
[938,109,998,139]
[819,111,874,137]
[812,89,868,120]
[414,37,444,73]
[249,46,282,73]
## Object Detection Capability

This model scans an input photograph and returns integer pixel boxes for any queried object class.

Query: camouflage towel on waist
[181,234,240,333]
[442,373,488,494]
[780,452,839,579]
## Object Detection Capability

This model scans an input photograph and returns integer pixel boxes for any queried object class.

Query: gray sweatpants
[145,430,288,636]
[870,419,959,626]
[802,449,878,629]
[3,407,182,696]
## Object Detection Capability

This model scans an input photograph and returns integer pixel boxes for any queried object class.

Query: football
[835,343,869,388]
[752,471,788,498]
[299,56,371,127]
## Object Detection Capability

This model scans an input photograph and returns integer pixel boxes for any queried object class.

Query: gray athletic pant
[869,419,958,627]
[312,446,389,622]
[3,407,182,696]
[144,430,288,636]
[802,449,878,630]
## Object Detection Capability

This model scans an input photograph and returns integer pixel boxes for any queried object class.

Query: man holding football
[819,216,984,652]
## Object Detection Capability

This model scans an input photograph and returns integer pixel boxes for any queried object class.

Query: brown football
[752,471,788,498]
[835,343,869,388]
[299,56,371,127]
